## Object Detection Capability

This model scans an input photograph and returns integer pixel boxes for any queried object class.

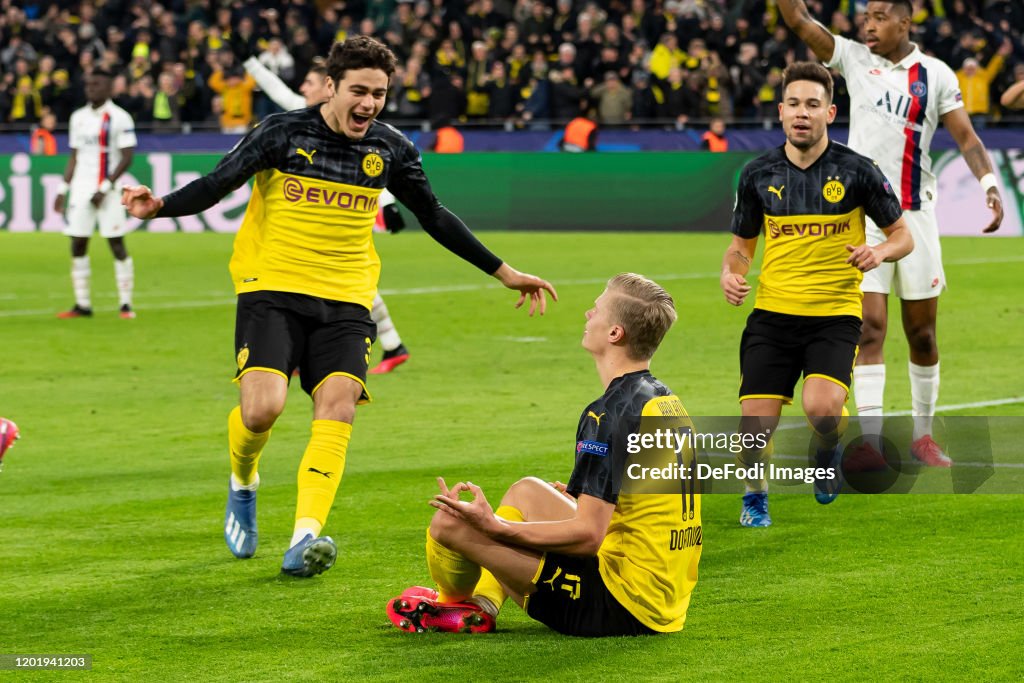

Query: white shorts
[861,204,945,301]
[64,190,129,239]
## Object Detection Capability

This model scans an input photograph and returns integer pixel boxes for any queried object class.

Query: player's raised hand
[493,263,558,316]
[983,189,1003,233]
[430,481,500,535]
[720,272,751,306]
[121,185,164,219]
[845,243,882,272]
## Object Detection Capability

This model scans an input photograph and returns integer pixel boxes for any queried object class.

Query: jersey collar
[875,42,922,71]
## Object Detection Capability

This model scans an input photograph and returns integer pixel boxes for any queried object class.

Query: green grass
[1,231,1022,681]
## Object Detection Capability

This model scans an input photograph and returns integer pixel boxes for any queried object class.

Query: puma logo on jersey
[587,411,606,426]
[768,185,784,200]
[296,148,317,164]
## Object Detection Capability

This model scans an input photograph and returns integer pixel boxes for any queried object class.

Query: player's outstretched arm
[776,0,836,63]
[122,185,164,219]
[846,216,914,272]
[720,235,756,306]
[492,263,558,316]
[942,108,1004,233]
[1000,80,1024,110]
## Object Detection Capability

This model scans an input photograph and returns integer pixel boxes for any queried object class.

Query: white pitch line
[773,396,1024,433]
[1,253,1020,317]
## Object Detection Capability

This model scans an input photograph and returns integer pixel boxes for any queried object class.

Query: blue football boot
[224,477,258,558]
[814,445,843,505]
[281,534,337,577]
[740,492,772,527]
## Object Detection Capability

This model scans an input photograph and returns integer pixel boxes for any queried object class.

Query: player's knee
[859,316,886,348]
[500,476,548,507]
[428,509,462,547]
[240,402,283,433]
[108,238,128,260]
[907,326,937,355]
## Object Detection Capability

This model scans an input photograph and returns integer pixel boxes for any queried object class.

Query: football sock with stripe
[293,420,351,544]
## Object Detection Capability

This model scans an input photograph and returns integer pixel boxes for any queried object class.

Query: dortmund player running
[721,62,913,527]
[387,274,702,636]
[122,37,556,577]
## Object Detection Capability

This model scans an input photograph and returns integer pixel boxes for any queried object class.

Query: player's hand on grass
[983,189,1003,233]
[122,185,164,219]
[493,263,558,316]
[720,272,751,306]
[845,244,882,272]
[431,477,501,536]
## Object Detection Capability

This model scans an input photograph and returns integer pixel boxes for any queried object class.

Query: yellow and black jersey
[731,141,903,318]
[567,370,701,633]
[156,107,501,309]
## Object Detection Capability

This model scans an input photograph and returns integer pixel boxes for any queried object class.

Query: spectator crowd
[2,0,1023,134]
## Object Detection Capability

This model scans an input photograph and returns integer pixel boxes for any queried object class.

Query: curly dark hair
[325,36,398,85]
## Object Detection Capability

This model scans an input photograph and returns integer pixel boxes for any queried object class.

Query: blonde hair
[606,273,677,360]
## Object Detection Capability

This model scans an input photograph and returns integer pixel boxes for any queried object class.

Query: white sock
[71,256,91,309]
[290,528,318,547]
[114,256,134,307]
[853,364,886,450]
[909,361,939,441]
[371,293,402,351]
[230,473,259,492]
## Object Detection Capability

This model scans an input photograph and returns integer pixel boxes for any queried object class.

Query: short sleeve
[824,31,852,75]
[934,62,964,116]
[115,110,138,149]
[730,165,764,239]
[68,112,82,150]
[859,158,903,229]
[567,406,635,504]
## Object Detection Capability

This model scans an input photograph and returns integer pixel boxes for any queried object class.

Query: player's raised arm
[776,0,836,63]
[1000,80,1024,110]
[941,108,1004,233]
[122,117,287,220]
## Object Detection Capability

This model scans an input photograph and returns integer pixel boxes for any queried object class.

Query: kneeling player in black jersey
[387,274,702,636]
[122,36,557,578]
[720,62,913,526]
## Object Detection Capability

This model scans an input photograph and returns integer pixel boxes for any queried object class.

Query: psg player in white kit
[55,70,138,319]
[777,0,1005,468]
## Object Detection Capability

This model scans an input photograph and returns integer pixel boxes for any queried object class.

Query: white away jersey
[826,34,963,210]
[68,100,137,194]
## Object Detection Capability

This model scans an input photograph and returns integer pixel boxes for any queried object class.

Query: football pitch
[1,231,1022,680]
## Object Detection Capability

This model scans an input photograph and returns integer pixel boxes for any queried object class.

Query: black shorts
[739,309,861,403]
[525,553,655,637]
[234,291,376,399]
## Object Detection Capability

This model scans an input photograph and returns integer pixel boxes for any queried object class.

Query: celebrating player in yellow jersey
[122,37,557,578]
[386,274,702,636]
[721,62,913,526]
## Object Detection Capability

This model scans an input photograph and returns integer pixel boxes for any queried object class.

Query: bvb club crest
[823,177,845,203]
[236,346,249,370]
[362,152,384,177]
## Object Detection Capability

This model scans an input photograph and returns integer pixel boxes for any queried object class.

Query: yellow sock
[471,504,524,613]
[294,420,351,534]
[228,406,270,486]
[425,530,480,603]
